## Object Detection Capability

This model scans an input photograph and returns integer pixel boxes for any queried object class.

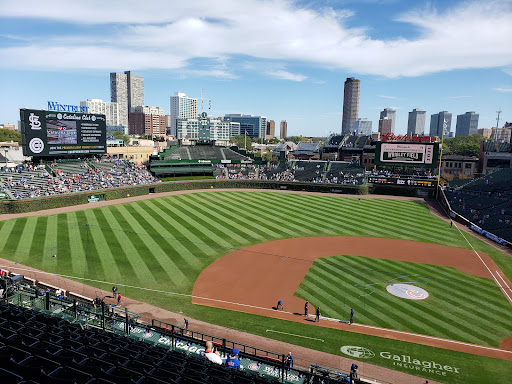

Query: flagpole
[435,119,447,199]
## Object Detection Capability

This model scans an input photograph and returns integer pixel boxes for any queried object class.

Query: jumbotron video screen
[20,108,107,157]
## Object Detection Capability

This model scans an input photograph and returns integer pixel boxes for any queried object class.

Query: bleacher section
[0,160,159,200]
[290,161,326,182]
[444,168,512,243]
[325,162,366,185]
[0,274,373,384]
[164,146,249,162]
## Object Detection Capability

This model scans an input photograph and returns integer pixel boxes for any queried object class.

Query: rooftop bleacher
[164,146,249,162]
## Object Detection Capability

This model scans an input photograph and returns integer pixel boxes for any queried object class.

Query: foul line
[453,222,512,306]
[266,330,324,342]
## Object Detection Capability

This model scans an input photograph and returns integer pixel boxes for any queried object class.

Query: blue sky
[0,0,511,137]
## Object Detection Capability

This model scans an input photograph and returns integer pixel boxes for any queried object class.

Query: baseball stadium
[1,111,511,384]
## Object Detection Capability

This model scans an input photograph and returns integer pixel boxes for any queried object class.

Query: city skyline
[0,0,511,137]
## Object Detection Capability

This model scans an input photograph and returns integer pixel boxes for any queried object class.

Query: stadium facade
[176,112,240,146]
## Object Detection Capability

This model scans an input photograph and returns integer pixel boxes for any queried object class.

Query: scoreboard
[20,108,107,157]
[375,142,439,168]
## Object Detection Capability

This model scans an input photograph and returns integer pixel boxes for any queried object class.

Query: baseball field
[1,190,511,383]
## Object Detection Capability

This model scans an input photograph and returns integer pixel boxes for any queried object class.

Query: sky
[0,0,511,137]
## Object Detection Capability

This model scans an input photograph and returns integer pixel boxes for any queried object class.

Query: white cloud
[0,0,511,78]
[267,70,307,82]
[448,95,472,99]
[493,88,512,92]
[377,95,399,99]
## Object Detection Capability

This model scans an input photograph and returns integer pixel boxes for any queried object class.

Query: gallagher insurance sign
[20,108,106,157]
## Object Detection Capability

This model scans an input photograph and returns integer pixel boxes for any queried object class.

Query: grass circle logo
[386,284,429,300]
[340,346,375,359]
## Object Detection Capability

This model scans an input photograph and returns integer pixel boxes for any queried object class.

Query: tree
[442,134,485,157]
[230,135,252,151]
[0,129,21,144]
[111,130,130,145]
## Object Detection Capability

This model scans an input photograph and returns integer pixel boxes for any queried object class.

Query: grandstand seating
[291,161,326,182]
[0,304,282,384]
[0,159,159,200]
[325,163,366,185]
[445,168,512,243]
[164,146,248,162]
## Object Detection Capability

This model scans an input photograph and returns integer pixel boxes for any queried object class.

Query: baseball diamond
[1,189,512,384]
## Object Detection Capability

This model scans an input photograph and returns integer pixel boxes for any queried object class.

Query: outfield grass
[1,191,511,383]
[296,255,512,346]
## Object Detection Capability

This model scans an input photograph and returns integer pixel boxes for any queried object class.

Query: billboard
[375,142,439,168]
[20,109,106,157]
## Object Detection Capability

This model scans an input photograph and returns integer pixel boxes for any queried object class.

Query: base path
[192,236,512,361]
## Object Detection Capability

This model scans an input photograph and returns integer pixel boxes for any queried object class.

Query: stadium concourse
[0,257,442,384]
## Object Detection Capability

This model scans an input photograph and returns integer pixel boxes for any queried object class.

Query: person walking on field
[112,285,118,298]
[277,300,284,310]
[315,307,321,322]
[350,308,354,324]
[117,293,122,305]
[304,301,309,317]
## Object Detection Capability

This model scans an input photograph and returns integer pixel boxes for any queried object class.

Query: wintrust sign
[47,101,89,113]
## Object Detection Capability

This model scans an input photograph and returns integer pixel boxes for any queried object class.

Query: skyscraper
[352,118,372,136]
[378,117,393,135]
[224,114,267,139]
[379,108,396,134]
[430,111,452,138]
[341,77,360,134]
[266,120,275,140]
[280,120,288,139]
[110,71,144,128]
[170,92,198,135]
[455,112,479,137]
[407,108,426,136]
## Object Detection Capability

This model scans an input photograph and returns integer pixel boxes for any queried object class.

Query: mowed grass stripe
[299,255,509,345]
[187,193,267,242]
[56,214,72,272]
[74,211,101,279]
[184,193,262,245]
[226,193,311,237]
[26,216,48,270]
[136,200,204,269]
[0,219,18,254]
[92,209,144,285]
[99,207,158,286]
[170,195,237,248]
[246,193,350,236]
[198,192,287,239]
[151,198,217,257]
[128,202,200,283]
[40,215,59,272]
[13,217,38,264]
[1,218,28,257]
[310,260,480,343]
[83,209,121,281]
[277,194,404,238]
[305,195,450,241]
[326,256,498,344]
[203,192,300,237]
[114,204,188,286]
[67,212,87,276]
[314,196,448,242]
